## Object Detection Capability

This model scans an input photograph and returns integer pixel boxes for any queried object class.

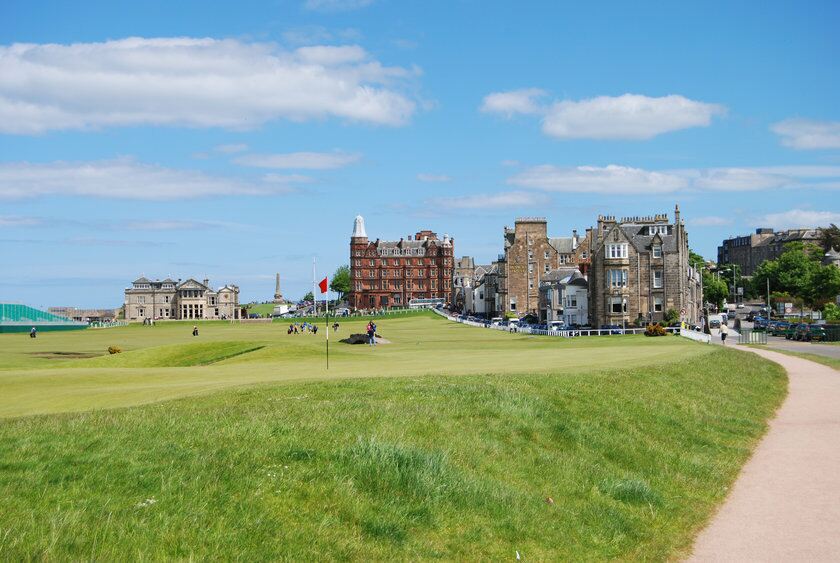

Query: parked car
[785,323,804,340]
[599,324,623,335]
[548,320,565,331]
[489,317,503,326]
[795,323,826,342]
[768,321,790,336]
[709,318,721,329]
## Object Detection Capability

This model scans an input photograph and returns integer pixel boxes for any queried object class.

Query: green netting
[0,304,88,332]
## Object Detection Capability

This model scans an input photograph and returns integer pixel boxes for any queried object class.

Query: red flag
[318,277,328,293]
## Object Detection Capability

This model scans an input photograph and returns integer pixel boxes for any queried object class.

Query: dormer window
[649,225,668,236]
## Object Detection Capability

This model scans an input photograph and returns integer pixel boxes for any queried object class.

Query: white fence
[679,328,711,344]
[434,309,680,338]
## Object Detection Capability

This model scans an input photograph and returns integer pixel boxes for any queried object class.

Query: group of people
[288,322,318,335]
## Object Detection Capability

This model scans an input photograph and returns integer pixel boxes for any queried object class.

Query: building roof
[133,276,151,284]
[619,225,679,253]
[549,237,574,253]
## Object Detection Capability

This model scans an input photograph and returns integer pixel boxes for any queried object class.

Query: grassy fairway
[0,314,786,559]
[3,312,712,418]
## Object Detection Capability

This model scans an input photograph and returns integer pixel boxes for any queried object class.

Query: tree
[330,265,351,299]
[810,264,840,307]
[819,223,840,253]
[703,272,729,309]
[823,302,840,322]
[302,291,314,302]
[664,308,680,325]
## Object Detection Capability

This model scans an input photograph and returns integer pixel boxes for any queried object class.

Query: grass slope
[0,348,785,560]
[0,313,715,418]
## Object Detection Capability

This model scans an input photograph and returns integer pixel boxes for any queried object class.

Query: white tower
[352,215,367,239]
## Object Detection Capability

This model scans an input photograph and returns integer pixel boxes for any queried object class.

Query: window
[652,245,662,258]
[607,243,628,259]
[529,281,534,290]
[382,280,389,289]
[544,251,550,259]
[582,251,588,259]
[654,296,663,312]
[137,296,145,304]
[138,308,145,317]
[609,297,626,314]
[528,250,533,260]
[609,269,627,288]
[164,296,170,303]
[369,259,374,267]
[510,301,517,311]
[653,269,663,288]
[559,254,568,264]
[648,225,668,236]
[528,263,534,273]
[544,264,550,273]
[568,294,577,308]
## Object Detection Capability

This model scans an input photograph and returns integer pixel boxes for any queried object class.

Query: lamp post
[622,297,627,334]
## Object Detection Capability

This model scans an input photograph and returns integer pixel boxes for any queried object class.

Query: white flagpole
[312,257,316,316]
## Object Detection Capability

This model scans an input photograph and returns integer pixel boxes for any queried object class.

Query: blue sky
[1,0,839,308]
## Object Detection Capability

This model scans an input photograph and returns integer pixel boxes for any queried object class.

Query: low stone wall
[680,328,711,344]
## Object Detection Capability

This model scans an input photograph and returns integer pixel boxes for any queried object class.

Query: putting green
[0,312,713,418]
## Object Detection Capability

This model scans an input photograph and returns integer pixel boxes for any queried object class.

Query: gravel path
[688,348,840,561]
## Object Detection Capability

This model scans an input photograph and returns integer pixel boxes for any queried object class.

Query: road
[763,338,840,359]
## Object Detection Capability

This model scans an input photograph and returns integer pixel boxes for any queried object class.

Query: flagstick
[325,285,329,370]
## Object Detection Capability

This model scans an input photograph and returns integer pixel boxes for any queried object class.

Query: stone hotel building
[349,215,454,310]
[124,277,241,321]
[588,206,702,327]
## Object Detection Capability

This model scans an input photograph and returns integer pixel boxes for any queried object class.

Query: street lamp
[622,297,627,334]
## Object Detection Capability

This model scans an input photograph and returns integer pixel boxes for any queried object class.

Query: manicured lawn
[1,313,713,418]
[0,314,787,559]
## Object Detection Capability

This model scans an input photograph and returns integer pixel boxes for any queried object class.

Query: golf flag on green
[319,276,330,369]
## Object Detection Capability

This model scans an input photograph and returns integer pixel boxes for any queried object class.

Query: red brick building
[349,215,454,310]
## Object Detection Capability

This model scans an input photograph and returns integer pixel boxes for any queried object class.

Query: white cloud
[214,143,249,154]
[417,173,451,183]
[427,191,549,210]
[756,209,840,230]
[542,94,724,140]
[0,215,41,227]
[689,216,734,227]
[234,151,361,169]
[480,88,547,117]
[508,164,687,194]
[0,158,310,200]
[303,0,374,12]
[688,168,790,191]
[507,163,840,195]
[0,37,416,134]
[771,119,840,150]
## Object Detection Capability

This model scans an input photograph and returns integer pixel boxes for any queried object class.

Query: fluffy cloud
[507,164,840,195]
[428,191,549,209]
[542,94,724,140]
[0,158,311,200]
[756,209,840,229]
[771,119,840,150]
[0,37,416,134]
[233,151,361,169]
[508,164,687,194]
[480,88,547,117]
[481,91,723,140]
[417,173,452,183]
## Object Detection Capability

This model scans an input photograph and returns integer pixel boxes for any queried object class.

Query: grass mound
[0,348,786,560]
[72,341,265,368]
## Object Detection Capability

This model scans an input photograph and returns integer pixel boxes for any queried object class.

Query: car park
[768,321,790,336]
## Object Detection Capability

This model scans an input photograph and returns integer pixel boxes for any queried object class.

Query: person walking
[313,324,318,335]
[720,322,728,346]
[30,326,37,339]
[192,325,199,337]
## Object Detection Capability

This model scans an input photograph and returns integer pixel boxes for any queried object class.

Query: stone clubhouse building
[124,277,241,322]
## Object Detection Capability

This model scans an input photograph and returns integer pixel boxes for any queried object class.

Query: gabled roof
[619,225,678,253]
[177,278,209,290]
[549,237,574,254]
[133,276,151,284]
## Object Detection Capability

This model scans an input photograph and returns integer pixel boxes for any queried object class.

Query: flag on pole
[318,277,328,294]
